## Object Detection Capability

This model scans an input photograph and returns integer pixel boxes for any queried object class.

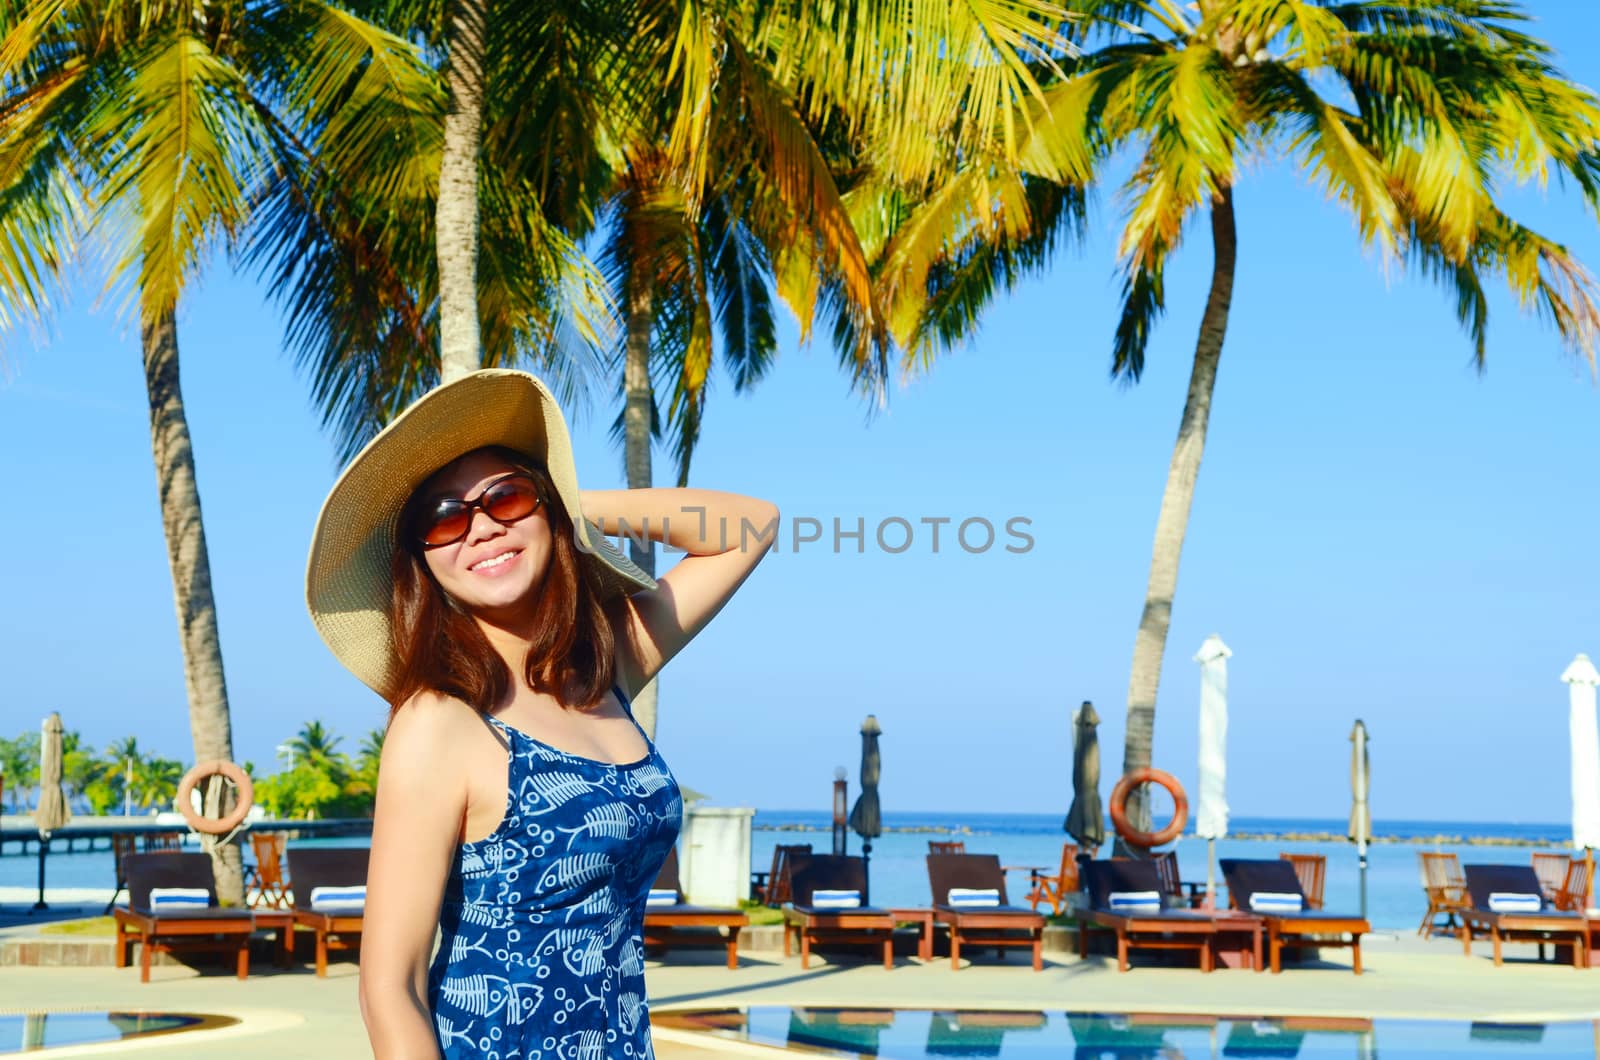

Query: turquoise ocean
[3,811,1581,932]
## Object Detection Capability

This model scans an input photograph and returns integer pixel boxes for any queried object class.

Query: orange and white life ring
[176,760,254,835]
[1109,767,1188,849]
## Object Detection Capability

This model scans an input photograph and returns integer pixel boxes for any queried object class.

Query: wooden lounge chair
[1025,843,1079,915]
[287,847,369,977]
[783,854,896,970]
[1147,850,1208,909]
[927,853,1045,971]
[1533,852,1571,905]
[928,840,966,855]
[1555,858,1591,914]
[754,843,811,907]
[1418,851,1471,936]
[1458,864,1588,968]
[112,853,256,983]
[143,831,184,852]
[1280,853,1326,911]
[1220,858,1368,974]
[641,847,749,969]
[1079,859,1219,973]
[245,832,290,909]
[104,834,140,914]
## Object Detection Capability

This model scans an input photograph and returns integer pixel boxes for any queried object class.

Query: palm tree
[259,0,622,457]
[0,1,436,897]
[887,0,1600,837]
[436,0,486,384]
[138,756,184,811]
[0,732,41,811]
[102,736,148,816]
[596,1,1094,736]
[351,727,385,802]
[59,730,101,811]
[595,2,891,736]
[286,721,346,771]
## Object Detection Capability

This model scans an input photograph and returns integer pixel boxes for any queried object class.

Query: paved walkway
[3,933,1599,1057]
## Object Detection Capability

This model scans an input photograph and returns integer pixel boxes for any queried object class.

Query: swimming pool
[655,1007,1600,1057]
[0,1011,236,1053]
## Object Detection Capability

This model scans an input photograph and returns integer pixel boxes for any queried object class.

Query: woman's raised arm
[584,487,778,695]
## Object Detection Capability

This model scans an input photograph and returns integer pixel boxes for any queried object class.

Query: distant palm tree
[101,736,143,807]
[0,732,41,811]
[286,722,345,774]
[344,728,387,810]
[138,757,184,812]
[60,730,100,811]
[357,729,385,774]
[886,0,1600,838]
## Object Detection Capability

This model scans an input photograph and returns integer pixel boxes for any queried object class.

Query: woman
[305,369,777,1059]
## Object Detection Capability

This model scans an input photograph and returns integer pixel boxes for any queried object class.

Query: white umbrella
[1194,634,1231,909]
[1562,654,1600,912]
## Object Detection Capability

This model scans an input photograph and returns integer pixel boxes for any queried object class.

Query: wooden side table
[250,909,296,969]
[1210,912,1264,972]
[888,907,935,960]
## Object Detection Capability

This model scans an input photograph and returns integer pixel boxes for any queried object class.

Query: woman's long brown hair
[385,446,618,720]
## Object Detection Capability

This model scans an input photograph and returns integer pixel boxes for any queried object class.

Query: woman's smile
[468,548,523,575]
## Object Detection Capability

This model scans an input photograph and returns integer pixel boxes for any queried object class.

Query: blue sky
[3,6,1599,825]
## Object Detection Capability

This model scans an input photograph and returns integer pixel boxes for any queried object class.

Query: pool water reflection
[1,1011,237,1053]
[655,1008,1600,1057]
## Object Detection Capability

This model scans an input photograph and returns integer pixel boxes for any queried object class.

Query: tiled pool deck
[2,930,1598,1057]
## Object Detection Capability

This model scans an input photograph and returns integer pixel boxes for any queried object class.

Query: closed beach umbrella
[1065,702,1105,852]
[1194,635,1231,908]
[33,712,70,911]
[1562,654,1600,910]
[847,715,882,904]
[1349,720,1372,919]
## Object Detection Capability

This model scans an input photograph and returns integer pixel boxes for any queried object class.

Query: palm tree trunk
[140,302,244,903]
[623,271,662,738]
[1119,187,1237,850]
[436,0,486,384]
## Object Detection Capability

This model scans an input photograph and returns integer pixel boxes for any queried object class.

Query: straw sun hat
[305,369,658,698]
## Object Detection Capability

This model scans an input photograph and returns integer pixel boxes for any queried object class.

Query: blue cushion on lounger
[646,888,678,907]
[309,885,366,913]
[1487,892,1542,913]
[1107,890,1162,914]
[810,889,861,909]
[1249,891,1304,914]
[149,887,209,910]
[947,887,1001,908]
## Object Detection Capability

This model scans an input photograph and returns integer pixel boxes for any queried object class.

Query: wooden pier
[0,817,372,857]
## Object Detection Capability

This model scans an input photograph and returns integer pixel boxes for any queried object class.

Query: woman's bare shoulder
[381,692,481,775]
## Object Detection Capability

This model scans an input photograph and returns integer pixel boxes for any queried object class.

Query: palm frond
[89,29,268,319]
[720,32,878,359]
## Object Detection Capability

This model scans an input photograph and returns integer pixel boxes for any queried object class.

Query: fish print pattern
[428,684,682,1058]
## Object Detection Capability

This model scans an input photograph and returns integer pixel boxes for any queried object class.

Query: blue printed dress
[428,685,682,1059]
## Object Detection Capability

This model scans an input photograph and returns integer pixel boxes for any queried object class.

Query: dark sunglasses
[413,473,545,547]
